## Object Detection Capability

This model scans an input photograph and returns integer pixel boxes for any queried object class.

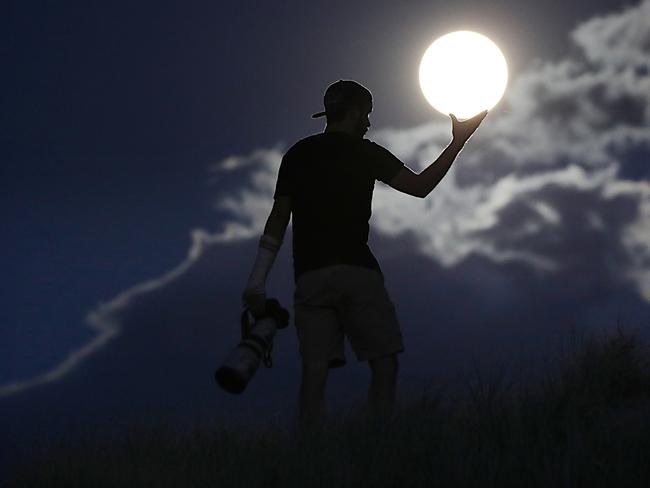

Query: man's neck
[324,124,354,136]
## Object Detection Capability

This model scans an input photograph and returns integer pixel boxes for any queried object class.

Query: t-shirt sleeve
[360,140,405,184]
[273,148,295,200]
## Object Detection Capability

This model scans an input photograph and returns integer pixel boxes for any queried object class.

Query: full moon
[419,31,508,119]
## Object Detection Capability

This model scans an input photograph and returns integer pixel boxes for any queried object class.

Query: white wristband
[245,234,282,293]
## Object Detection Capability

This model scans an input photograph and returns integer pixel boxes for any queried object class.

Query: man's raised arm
[388,110,487,198]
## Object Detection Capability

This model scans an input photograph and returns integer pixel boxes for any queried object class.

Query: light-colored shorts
[293,264,405,368]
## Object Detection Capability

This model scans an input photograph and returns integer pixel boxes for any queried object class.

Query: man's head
[312,80,373,138]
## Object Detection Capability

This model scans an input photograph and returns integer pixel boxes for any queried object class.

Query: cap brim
[311,111,326,118]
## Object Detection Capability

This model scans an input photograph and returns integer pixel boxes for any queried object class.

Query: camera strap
[240,298,290,369]
[240,308,274,368]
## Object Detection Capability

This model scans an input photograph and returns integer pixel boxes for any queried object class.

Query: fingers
[466,110,488,130]
[242,289,267,316]
[450,111,487,123]
[471,110,488,121]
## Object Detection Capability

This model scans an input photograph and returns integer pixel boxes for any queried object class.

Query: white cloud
[0,229,238,398]
[572,0,650,71]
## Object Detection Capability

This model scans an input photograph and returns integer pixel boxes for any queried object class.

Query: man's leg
[298,360,330,433]
[366,353,399,425]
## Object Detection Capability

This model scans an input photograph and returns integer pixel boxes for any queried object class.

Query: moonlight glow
[419,31,508,119]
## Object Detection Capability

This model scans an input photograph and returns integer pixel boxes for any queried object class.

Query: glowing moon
[419,31,508,119]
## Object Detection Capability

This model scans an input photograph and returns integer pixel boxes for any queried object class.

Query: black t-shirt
[273,131,405,283]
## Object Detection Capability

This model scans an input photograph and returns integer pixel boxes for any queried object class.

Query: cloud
[572,0,650,72]
[0,229,233,398]
[1,0,649,398]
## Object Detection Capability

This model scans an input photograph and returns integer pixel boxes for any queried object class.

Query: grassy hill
[6,326,650,487]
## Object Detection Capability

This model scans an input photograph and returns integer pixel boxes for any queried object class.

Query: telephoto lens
[215,298,289,394]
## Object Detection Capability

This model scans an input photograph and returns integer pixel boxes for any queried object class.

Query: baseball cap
[311,79,373,118]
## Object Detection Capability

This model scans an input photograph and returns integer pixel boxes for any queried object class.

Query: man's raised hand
[450,110,488,145]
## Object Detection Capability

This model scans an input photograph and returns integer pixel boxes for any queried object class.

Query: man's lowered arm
[241,196,291,316]
[263,196,291,242]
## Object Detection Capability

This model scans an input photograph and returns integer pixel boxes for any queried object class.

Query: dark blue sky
[2,0,631,375]
[2,0,649,463]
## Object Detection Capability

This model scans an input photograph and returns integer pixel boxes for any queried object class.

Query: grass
[5,326,650,487]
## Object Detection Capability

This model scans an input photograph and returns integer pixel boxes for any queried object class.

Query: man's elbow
[415,176,440,198]
[414,180,431,199]
[417,186,433,199]
[413,183,426,198]
[264,220,285,241]
[402,184,428,199]
[388,168,430,199]
[263,197,291,238]
[264,213,290,241]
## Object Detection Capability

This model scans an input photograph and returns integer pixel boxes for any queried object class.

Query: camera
[215,298,289,394]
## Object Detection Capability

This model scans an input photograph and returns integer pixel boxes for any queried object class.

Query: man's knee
[368,353,399,377]
[300,360,330,391]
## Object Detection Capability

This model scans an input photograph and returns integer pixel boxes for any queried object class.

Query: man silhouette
[242,79,486,432]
